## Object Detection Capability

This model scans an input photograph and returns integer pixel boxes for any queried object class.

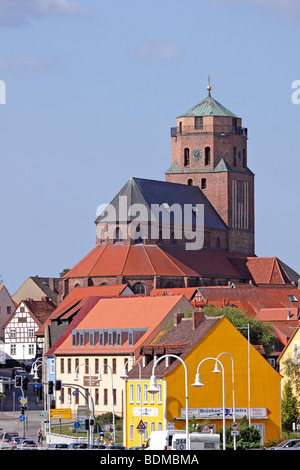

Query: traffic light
[55,380,62,391]
[48,381,54,394]
[85,418,89,430]
[20,406,26,415]
[15,376,22,388]
[22,377,28,391]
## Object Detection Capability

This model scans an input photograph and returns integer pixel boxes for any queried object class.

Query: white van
[146,430,183,450]
[172,433,220,451]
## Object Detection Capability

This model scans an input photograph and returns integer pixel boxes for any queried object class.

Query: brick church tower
[166,85,255,255]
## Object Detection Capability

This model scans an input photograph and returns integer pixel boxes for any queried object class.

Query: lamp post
[30,358,51,435]
[216,353,236,450]
[74,363,97,445]
[97,364,116,444]
[147,354,190,450]
[121,358,143,447]
[192,357,226,450]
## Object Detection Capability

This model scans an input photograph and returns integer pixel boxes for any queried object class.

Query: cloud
[135,40,181,63]
[0,0,82,25]
[207,0,300,20]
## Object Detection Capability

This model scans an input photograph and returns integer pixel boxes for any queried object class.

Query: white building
[0,285,16,341]
[3,298,56,364]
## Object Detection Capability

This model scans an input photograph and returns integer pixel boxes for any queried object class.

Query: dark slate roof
[179,94,237,118]
[95,177,227,231]
[30,277,59,303]
[127,315,222,379]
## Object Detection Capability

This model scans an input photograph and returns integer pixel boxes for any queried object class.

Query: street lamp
[121,358,143,447]
[73,363,97,445]
[192,357,226,450]
[98,364,116,444]
[147,354,190,450]
[216,352,236,450]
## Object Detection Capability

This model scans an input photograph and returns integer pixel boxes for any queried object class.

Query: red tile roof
[35,284,132,336]
[51,295,190,356]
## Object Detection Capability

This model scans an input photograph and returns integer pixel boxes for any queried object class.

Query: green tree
[204,305,276,355]
[281,380,299,432]
[220,416,261,450]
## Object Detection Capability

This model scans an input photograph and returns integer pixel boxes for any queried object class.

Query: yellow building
[278,326,300,397]
[124,311,282,448]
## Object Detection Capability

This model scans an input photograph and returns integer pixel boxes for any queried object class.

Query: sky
[0,0,300,295]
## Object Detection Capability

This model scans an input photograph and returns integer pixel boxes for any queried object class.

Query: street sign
[201,424,212,433]
[136,419,146,431]
[231,422,239,431]
[50,408,72,420]
[231,430,240,436]
[19,415,25,422]
[74,421,81,429]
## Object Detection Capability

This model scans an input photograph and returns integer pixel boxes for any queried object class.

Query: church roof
[179,94,237,118]
[62,245,245,280]
[95,176,227,231]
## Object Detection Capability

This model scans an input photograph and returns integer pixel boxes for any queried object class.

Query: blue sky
[1,0,300,294]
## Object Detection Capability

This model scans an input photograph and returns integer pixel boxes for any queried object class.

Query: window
[117,331,122,346]
[195,116,203,130]
[201,178,207,190]
[288,295,298,302]
[136,384,141,403]
[205,147,210,165]
[128,331,134,346]
[187,178,193,186]
[233,147,237,166]
[132,282,145,294]
[184,148,190,166]
[10,328,15,338]
[129,384,134,403]
[89,332,94,346]
[68,359,72,374]
[29,328,34,338]
[60,358,64,374]
[10,344,16,355]
[112,358,116,374]
[28,344,34,355]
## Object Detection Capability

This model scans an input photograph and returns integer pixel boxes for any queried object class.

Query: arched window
[205,147,210,166]
[201,178,207,190]
[187,178,193,186]
[132,282,146,294]
[184,148,190,166]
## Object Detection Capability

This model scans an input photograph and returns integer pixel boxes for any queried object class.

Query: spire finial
[207,75,211,96]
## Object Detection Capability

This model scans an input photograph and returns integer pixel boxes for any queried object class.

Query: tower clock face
[192,149,202,161]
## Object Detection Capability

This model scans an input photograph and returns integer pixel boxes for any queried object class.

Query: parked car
[268,439,300,449]
[67,442,89,449]
[17,439,37,449]
[106,445,127,450]
[8,437,27,447]
[2,432,19,441]
[12,367,23,378]
[88,444,106,449]
[48,443,69,449]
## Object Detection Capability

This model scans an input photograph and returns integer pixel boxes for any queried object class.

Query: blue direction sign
[19,415,25,422]
[74,421,80,429]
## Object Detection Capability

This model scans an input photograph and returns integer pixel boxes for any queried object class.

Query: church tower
[166,84,255,255]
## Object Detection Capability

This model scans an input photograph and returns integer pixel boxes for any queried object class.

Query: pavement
[0,409,45,447]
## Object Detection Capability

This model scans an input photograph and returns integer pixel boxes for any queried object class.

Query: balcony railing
[171,125,248,137]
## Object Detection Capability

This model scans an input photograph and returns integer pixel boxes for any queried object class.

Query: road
[0,367,46,445]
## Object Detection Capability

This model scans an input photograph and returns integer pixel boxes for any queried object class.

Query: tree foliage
[203,305,276,355]
[281,380,299,432]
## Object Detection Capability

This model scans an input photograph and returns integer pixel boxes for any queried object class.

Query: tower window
[187,179,193,186]
[184,148,190,166]
[205,147,210,166]
[201,178,207,190]
[233,147,237,166]
[243,149,246,168]
[195,116,203,130]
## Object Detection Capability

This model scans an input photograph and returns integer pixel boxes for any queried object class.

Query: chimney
[49,278,56,291]
[173,311,185,326]
[192,310,205,330]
